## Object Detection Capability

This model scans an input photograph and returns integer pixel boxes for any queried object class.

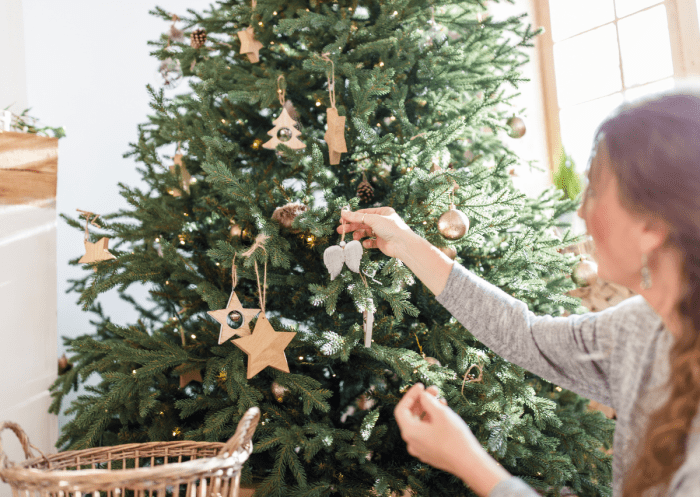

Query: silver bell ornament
[437,204,470,240]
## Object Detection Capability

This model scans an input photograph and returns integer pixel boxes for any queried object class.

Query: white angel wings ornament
[323,239,363,280]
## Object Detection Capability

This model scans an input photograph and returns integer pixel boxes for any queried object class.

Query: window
[534,0,700,180]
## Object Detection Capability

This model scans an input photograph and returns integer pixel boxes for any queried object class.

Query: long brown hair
[588,89,700,496]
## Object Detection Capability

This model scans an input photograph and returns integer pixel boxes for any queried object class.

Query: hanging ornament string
[230,254,239,291]
[461,362,484,397]
[277,75,286,106]
[321,53,336,109]
[77,209,100,241]
[241,234,270,314]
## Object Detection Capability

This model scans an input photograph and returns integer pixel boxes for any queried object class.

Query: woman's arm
[339,207,627,407]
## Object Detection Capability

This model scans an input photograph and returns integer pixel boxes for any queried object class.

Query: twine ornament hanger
[233,235,297,379]
[237,0,263,63]
[263,76,306,151]
[207,253,261,342]
[321,53,347,165]
[77,210,116,265]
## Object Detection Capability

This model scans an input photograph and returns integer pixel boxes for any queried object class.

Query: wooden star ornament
[179,368,203,388]
[237,26,263,63]
[325,107,347,165]
[207,291,261,342]
[79,238,117,264]
[232,313,296,379]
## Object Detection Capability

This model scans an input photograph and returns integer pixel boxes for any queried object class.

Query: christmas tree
[51,1,615,496]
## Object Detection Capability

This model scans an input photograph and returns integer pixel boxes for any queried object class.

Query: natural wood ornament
[233,312,296,378]
[177,327,203,388]
[237,2,263,63]
[322,54,347,165]
[263,77,305,151]
[77,210,116,264]
[179,369,203,388]
[169,152,191,197]
[207,260,261,342]
[232,235,296,379]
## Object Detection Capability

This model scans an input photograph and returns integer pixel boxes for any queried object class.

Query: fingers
[418,390,447,419]
[394,383,424,424]
[352,228,374,241]
[425,385,447,405]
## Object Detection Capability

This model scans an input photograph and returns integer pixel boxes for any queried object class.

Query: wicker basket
[0,407,260,497]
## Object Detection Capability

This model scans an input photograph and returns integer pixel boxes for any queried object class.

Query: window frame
[532,0,700,174]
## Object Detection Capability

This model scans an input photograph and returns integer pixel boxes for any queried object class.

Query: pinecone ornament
[357,174,374,203]
[190,29,207,49]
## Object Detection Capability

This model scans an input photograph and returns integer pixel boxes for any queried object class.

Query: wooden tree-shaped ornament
[263,107,306,151]
[168,153,191,197]
[77,210,116,265]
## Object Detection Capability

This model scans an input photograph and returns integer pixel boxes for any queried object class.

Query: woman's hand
[338,207,416,259]
[394,383,481,479]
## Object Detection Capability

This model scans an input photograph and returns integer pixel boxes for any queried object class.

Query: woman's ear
[639,216,670,254]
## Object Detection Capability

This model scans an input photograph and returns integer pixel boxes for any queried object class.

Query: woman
[338,91,700,497]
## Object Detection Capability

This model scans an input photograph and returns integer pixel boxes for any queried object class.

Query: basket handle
[219,407,260,458]
[0,421,48,469]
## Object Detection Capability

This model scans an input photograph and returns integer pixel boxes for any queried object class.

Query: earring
[641,253,652,290]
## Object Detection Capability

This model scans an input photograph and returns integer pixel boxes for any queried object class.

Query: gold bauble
[230,223,242,237]
[439,246,457,260]
[507,116,527,139]
[272,381,289,402]
[437,204,470,240]
[572,259,598,286]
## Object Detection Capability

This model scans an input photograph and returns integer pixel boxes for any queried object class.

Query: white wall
[1,0,29,113]
[21,0,199,430]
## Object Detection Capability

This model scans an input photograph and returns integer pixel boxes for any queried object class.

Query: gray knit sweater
[435,263,700,497]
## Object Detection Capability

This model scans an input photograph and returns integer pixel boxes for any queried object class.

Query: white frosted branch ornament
[323,213,363,280]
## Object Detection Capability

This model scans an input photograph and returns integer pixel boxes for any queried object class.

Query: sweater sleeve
[435,262,634,408]
[488,477,540,497]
